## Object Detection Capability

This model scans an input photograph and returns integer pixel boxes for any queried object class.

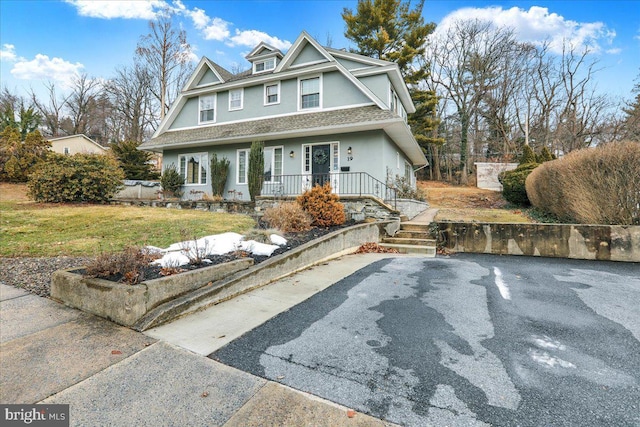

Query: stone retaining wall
[437,222,640,262]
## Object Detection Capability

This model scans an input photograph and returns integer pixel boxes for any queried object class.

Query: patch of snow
[532,335,566,351]
[147,231,283,267]
[152,251,191,268]
[241,240,279,256]
[493,267,511,300]
[270,234,287,246]
[529,349,576,369]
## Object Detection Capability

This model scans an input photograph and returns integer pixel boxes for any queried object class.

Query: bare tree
[62,73,103,139]
[136,11,194,120]
[426,20,525,182]
[30,82,70,137]
[104,63,155,142]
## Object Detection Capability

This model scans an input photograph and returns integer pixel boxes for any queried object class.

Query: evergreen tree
[248,141,264,202]
[342,0,435,84]
[343,0,440,176]
[110,140,160,180]
[0,128,51,182]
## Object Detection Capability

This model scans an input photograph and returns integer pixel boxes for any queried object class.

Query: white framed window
[237,149,249,184]
[178,153,208,185]
[264,82,280,105]
[299,75,321,110]
[253,57,276,74]
[63,147,70,155]
[404,161,413,183]
[263,146,283,183]
[228,89,243,111]
[199,94,216,123]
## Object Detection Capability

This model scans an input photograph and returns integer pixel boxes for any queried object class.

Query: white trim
[289,59,330,69]
[264,81,281,106]
[198,94,216,124]
[246,42,280,59]
[325,47,391,67]
[297,74,322,111]
[160,103,376,133]
[263,145,284,183]
[252,57,276,74]
[275,31,334,73]
[183,57,226,91]
[236,148,249,185]
[228,88,243,111]
[178,152,209,185]
[301,141,340,194]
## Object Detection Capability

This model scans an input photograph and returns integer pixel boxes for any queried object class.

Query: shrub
[248,141,264,201]
[0,128,50,182]
[210,153,230,197]
[160,164,184,198]
[387,173,426,201]
[262,202,312,233]
[536,146,555,163]
[297,183,346,227]
[84,246,157,285]
[110,140,160,180]
[519,145,537,165]
[526,141,640,225]
[499,163,538,206]
[27,153,124,203]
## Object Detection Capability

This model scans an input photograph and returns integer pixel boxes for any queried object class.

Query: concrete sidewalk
[1,254,399,426]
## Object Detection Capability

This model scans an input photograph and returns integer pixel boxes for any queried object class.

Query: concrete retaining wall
[51,259,254,327]
[437,222,640,262]
[474,162,518,191]
[114,180,161,200]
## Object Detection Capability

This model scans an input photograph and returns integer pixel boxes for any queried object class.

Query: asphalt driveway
[211,254,640,426]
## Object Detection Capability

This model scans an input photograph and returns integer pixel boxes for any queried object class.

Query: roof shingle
[141,106,399,150]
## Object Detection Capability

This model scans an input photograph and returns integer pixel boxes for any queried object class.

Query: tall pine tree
[343,0,441,178]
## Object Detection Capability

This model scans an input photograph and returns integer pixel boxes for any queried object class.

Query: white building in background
[48,134,108,155]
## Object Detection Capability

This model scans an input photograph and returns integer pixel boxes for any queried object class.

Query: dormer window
[254,57,276,74]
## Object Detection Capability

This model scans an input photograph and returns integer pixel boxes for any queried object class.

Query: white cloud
[11,54,83,85]
[64,0,168,20]
[435,6,618,54]
[0,44,17,62]
[228,29,292,51]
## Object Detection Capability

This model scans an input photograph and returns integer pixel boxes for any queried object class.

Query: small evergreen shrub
[519,145,537,165]
[535,146,555,163]
[160,164,184,198]
[210,153,230,197]
[297,183,346,227]
[1,129,51,182]
[27,153,124,203]
[498,163,538,206]
[262,202,312,233]
[248,141,264,201]
[110,140,160,180]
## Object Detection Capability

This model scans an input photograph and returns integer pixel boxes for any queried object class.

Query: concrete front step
[380,243,436,257]
[400,223,433,232]
[381,237,436,246]
[395,230,432,239]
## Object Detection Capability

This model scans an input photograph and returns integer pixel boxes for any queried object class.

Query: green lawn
[0,186,255,257]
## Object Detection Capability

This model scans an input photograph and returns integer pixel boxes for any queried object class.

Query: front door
[311,144,330,187]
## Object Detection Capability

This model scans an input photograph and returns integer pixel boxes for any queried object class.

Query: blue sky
[1,0,639,102]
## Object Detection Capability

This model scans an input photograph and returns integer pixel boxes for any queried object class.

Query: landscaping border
[50,221,388,330]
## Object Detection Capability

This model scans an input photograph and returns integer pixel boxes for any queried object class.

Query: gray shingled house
[139,31,426,202]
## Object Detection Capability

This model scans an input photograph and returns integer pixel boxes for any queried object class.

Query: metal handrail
[262,172,397,208]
